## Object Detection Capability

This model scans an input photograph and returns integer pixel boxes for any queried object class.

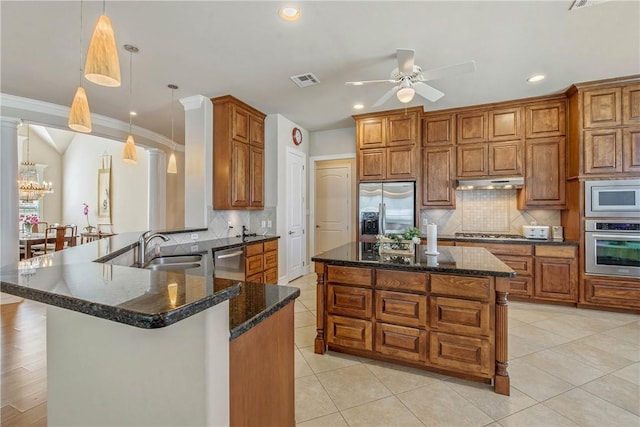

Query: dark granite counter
[312,243,516,277]
[429,235,579,246]
[0,232,298,334]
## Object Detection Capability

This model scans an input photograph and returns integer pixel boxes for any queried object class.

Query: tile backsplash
[420,190,560,236]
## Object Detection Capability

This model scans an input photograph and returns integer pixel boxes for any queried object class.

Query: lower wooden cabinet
[375,290,427,328]
[327,284,372,319]
[429,296,490,337]
[245,239,278,284]
[375,322,427,363]
[429,331,492,377]
[327,315,372,351]
[533,245,578,302]
[583,276,640,310]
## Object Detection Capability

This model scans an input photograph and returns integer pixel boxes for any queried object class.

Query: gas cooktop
[455,232,526,240]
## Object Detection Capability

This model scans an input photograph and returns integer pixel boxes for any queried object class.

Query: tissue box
[522,225,550,239]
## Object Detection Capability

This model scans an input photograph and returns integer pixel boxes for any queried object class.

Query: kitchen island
[0,232,298,426]
[311,243,515,395]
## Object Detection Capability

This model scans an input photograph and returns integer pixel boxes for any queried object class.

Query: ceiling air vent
[569,0,611,10]
[290,73,320,88]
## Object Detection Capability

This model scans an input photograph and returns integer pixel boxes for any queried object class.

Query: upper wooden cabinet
[457,111,488,144]
[623,84,640,125]
[583,87,622,128]
[355,107,421,181]
[213,95,266,210]
[525,101,566,138]
[518,137,566,209]
[457,141,522,177]
[422,113,455,145]
[422,146,455,208]
[489,107,522,142]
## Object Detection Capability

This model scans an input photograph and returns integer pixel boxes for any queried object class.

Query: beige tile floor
[290,273,640,427]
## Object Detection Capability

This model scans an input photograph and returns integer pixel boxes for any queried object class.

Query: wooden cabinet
[583,276,640,310]
[375,323,427,363]
[525,100,566,138]
[533,245,578,302]
[375,290,427,328]
[489,141,522,176]
[245,240,279,284]
[328,284,372,319]
[489,107,522,142]
[429,296,490,336]
[327,315,373,351]
[623,84,640,125]
[623,127,640,172]
[457,110,488,144]
[213,95,266,210]
[355,108,421,181]
[422,113,455,145]
[583,87,622,128]
[584,129,622,174]
[457,144,487,177]
[429,332,492,376]
[422,146,455,208]
[519,137,566,209]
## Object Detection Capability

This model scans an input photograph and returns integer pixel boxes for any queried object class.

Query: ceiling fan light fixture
[527,74,545,83]
[397,87,415,103]
[279,6,300,21]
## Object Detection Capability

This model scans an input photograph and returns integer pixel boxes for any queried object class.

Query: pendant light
[122,44,138,164]
[167,84,178,174]
[84,0,121,87]
[69,0,92,133]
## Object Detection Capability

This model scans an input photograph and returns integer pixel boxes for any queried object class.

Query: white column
[180,95,212,229]
[147,149,167,231]
[0,117,20,268]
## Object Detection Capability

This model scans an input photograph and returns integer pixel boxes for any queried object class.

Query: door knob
[288,231,294,235]
[316,225,320,228]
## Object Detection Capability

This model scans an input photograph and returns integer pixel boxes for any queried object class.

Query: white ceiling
[2,1,639,145]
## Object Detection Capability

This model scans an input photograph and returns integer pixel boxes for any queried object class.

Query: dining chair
[32,221,48,234]
[64,224,78,248]
[32,226,67,255]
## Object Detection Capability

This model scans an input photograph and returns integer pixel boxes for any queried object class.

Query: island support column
[314,261,327,354]
[494,276,510,395]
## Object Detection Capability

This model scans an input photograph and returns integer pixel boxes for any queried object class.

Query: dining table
[19,232,76,259]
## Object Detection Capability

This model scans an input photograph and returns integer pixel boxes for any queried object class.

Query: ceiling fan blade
[420,60,477,82]
[345,79,395,86]
[396,49,415,75]
[372,86,399,107]
[413,82,445,102]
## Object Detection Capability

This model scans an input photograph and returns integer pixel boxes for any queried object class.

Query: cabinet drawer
[264,250,278,270]
[246,272,263,284]
[263,239,278,252]
[376,270,427,293]
[584,277,640,309]
[327,284,372,319]
[264,268,278,284]
[458,242,533,256]
[375,323,428,363]
[327,266,373,287]
[429,297,491,337]
[245,243,263,257]
[508,277,533,297]
[535,245,576,258]
[497,255,533,276]
[245,254,263,277]
[327,315,372,351]
[375,291,427,328]
[429,332,493,377]
[430,274,491,301]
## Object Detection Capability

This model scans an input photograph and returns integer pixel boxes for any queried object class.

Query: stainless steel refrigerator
[359,182,415,240]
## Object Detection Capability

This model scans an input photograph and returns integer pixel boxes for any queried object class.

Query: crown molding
[180,95,210,111]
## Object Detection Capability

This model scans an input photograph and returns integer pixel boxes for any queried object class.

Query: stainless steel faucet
[138,230,170,266]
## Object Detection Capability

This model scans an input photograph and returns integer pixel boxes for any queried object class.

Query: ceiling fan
[346,49,477,107]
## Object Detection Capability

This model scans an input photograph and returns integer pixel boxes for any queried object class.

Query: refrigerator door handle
[381,203,386,234]
[378,203,383,235]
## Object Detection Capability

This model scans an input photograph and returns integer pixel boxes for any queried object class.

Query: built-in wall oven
[585,220,640,278]
[585,179,640,217]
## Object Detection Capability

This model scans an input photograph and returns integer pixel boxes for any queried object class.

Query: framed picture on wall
[98,154,112,224]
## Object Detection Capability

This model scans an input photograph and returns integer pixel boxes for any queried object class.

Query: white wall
[63,133,148,233]
[309,127,356,157]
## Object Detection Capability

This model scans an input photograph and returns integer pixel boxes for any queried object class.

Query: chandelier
[18,124,53,202]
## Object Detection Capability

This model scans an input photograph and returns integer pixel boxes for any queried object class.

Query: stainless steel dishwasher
[213,247,245,281]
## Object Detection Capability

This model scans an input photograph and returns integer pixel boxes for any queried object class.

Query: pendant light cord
[79,0,83,85]
[171,87,175,146]
[129,49,133,133]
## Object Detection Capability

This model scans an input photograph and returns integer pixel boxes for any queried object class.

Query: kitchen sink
[143,254,203,271]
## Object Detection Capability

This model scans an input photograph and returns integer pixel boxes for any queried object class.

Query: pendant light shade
[167,152,177,174]
[123,135,137,163]
[85,14,121,87]
[69,86,92,133]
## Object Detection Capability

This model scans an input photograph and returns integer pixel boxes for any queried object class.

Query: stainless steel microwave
[585,179,640,218]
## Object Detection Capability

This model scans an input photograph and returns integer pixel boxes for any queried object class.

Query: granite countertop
[427,235,579,246]
[0,231,298,334]
[312,243,516,277]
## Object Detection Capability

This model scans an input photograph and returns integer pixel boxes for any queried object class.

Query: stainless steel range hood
[456,177,524,190]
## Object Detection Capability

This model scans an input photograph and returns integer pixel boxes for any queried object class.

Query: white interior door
[315,161,351,254]
[286,149,306,281]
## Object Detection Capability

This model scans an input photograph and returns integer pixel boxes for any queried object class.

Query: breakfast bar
[311,243,516,395]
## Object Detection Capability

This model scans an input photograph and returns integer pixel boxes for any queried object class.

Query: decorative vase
[24,223,33,234]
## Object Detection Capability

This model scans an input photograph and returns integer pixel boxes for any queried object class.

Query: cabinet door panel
[388,113,418,146]
[263,268,278,284]
[327,315,372,351]
[525,101,566,138]
[457,111,488,144]
[489,141,522,176]
[231,141,250,207]
[246,243,263,257]
[584,277,640,309]
[429,332,492,376]
[375,291,427,328]
[584,129,622,174]
[358,118,386,149]
[429,297,491,337]
[250,146,264,207]
[422,146,455,208]
[507,277,533,297]
[623,127,640,173]
[232,105,250,143]
[457,144,488,177]
[359,149,386,181]
[583,87,622,128]
[327,284,372,319]
[249,115,264,147]
[489,107,522,141]
[623,84,640,125]
[264,250,278,270]
[387,146,416,180]
[534,257,577,301]
[497,255,533,276]
[423,114,455,145]
[246,254,263,278]
[523,137,566,208]
[375,323,427,362]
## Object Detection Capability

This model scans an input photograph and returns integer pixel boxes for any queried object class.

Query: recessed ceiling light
[353,104,364,110]
[129,111,137,116]
[279,6,300,21]
[527,74,545,83]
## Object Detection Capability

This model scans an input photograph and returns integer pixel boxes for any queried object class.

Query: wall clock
[292,127,302,146]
